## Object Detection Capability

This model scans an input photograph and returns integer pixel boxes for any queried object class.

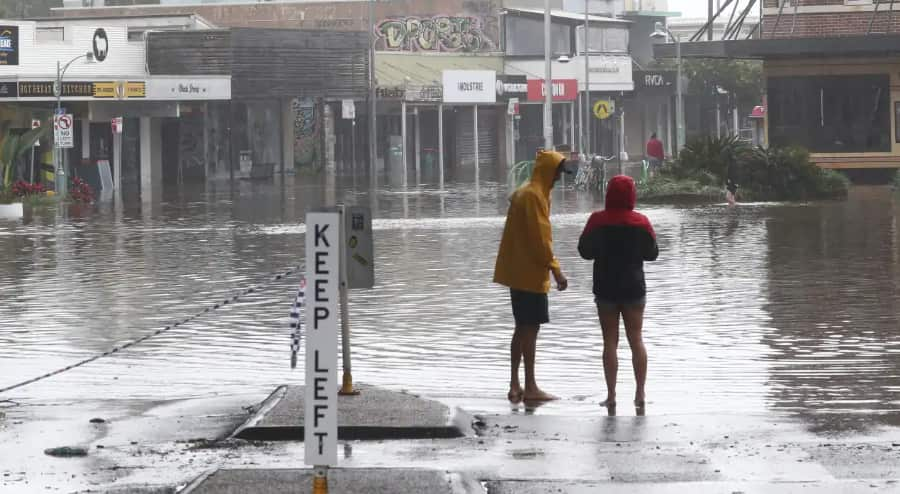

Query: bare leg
[598,308,620,407]
[622,305,648,406]
[509,328,524,402]
[520,325,558,402]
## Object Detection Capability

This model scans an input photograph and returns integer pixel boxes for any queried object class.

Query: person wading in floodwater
[494,150,569,403]
[578,175,658,410]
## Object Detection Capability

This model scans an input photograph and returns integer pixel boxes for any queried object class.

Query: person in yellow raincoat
[494,150,569,403]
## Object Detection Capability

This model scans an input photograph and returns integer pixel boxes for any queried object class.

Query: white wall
[0,22,145,79]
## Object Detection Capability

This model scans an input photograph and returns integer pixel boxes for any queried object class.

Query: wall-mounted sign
[111,116,123,134]
[145,78,231,100]
[495,75,528,100]
[634,71,675,91]
[93,81,117,98]
[0,26,19,66]
[405,85,442,102]
[590,65,621,74]
[20,81,94,98]
[92,28,109,63]
[376,87,405,100]
[526,79,578,102]
[0,81,17,98]
[442,70,496,104]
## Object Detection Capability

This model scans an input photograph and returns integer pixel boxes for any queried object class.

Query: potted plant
[0,125,48,219]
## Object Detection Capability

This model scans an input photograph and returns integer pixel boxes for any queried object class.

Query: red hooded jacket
[578,175,658,302]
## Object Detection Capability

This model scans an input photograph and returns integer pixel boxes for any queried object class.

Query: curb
[230,386,469,441]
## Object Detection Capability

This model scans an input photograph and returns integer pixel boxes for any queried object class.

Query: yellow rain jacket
[493,150,564,294]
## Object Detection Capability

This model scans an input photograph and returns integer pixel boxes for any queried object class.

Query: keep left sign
[305,211,339,466]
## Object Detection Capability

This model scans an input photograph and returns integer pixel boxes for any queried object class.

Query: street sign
[594,99,615,120]
[341,99,355,120]
[31,119,40,146]
[345,206,374,289]
[54,114,74,149]
[305,211,339,467]
[507,97,519,116]
[111,116,123,134]
[54,107,66,116]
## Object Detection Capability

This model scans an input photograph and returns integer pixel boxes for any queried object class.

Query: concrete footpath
[232,384,469,441]
[179,385,900,494]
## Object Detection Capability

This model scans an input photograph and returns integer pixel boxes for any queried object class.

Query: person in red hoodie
[578,175,658,410]
[645,133,665,176]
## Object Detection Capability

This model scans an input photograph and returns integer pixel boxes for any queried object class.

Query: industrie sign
[442,70,497,104]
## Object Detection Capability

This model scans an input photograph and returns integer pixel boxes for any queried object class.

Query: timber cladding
[147,29,368,100]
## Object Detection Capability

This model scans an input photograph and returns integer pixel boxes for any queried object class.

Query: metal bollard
[313,466,328,494]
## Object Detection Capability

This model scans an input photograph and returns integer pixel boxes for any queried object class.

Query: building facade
[656,0,900,174]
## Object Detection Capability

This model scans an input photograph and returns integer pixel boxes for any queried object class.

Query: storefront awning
[375,54,504,88]
[653,34,900,60]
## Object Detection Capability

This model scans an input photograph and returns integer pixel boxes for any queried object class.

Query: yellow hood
[493,150,565,294]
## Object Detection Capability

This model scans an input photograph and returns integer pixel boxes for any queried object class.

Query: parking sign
[54,114,74,149]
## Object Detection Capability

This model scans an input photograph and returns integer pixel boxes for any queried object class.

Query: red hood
[605,175,636,211]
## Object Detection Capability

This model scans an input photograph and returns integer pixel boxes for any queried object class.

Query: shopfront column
[140,116,162,201]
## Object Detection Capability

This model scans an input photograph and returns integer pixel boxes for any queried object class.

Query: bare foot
[600,397,617,408]
[522,389,559,402]
[508,385,524,403]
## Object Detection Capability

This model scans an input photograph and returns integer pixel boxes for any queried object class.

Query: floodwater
[0,174,899,436]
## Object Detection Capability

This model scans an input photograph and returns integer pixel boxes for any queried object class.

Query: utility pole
[708,0,714,40]
[368,0,377,189]
[543,0,553,151]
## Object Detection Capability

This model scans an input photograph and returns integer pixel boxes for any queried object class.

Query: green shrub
[663,137,848,201]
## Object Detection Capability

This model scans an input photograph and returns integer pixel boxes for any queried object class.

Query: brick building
[657,0,900,173]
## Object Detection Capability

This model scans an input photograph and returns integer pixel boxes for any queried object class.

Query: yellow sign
[125,81,146,98]
[594,99,614,120]
[92,81,117,98]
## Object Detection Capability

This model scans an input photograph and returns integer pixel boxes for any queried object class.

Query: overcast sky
[668,0,757,19]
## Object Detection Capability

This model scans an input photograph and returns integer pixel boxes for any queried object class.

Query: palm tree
[0,125,48,189]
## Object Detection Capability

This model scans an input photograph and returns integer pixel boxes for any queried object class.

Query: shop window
[768,74,890,153]
[505,16,571,57]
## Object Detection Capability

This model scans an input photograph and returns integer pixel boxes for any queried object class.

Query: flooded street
[1,176,899,439]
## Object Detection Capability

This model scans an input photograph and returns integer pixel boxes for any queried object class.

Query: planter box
[0,202,23,219]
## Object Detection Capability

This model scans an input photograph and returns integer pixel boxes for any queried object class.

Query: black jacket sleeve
[643,233,659,262]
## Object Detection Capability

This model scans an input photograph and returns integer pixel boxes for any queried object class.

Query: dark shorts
[596,296,646,313]
[510,289,549,327]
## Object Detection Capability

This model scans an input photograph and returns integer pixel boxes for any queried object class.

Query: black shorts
[510,289,549,327]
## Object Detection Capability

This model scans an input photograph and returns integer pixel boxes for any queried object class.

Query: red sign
[526,79,578,102]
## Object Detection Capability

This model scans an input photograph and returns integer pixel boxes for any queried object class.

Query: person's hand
[554,271,568,291]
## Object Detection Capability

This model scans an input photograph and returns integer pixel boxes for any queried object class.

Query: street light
[650,21,684,155]
[54,51,94,198]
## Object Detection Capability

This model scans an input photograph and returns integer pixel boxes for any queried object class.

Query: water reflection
[0,176,898,434]
[762,187,900,432]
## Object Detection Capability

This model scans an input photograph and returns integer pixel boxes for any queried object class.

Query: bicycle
[574,155,615,193]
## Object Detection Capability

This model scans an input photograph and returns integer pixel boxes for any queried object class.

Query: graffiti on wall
[376,16,497,52]
[293,97,320,167]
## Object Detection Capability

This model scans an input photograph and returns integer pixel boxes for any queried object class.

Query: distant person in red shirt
[646,133,665,176]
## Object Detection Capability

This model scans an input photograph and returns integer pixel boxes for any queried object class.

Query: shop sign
[634,71,675,91]
[526,79,578,102]
[376,87,405,100]
[111,117,123,134]
[442,70,496,104]
[0,26,19,66]
[495,75,528,100]
[0,81,17,98]
[20,81,94,98]
[145,78,232,100]
[405,85,442,102]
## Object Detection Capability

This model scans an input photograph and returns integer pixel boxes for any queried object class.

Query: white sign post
[305,211,340,477]
[30,119,41,183]
[54,114,74,149]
